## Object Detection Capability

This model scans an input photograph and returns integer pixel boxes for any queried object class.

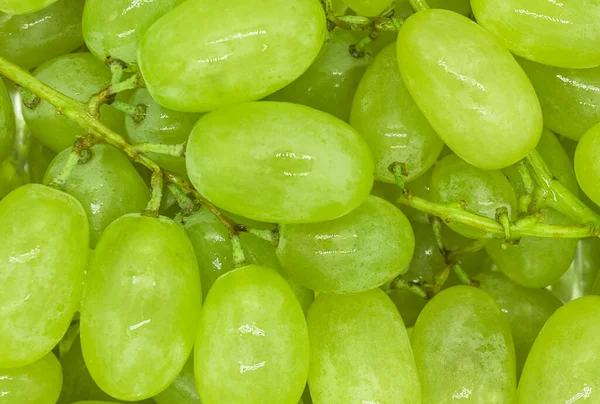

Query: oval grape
[0,352,62,404]
[575,122,600,207]
[0,0,58,14]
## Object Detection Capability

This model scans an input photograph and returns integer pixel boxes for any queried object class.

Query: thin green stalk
[167,183,197,217]
[231,235,247,269]
[110,100,147,123]
[409,0,430,12]
[133,142,186,157]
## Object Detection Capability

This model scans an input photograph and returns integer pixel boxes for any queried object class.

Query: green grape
[341,0,391,16]
[472,0,600,69]
[517,296,600,403]
[412,286,516,403]
[0,158,27,199]
[83,0,184,67]
[154,357,199,404]
[307,289,420,404]
[0,0,58,14]
[22,53,124,153]
[551,238,600,302]
[397,9,542,170]
[575,122,600,207]
[43,144,150,247]
[265,28,371,122]
[476,272,562,378]
[124,89,200,176]
[195,265,309,404]
[186,102,374,223]
[518,58,600,142]
[80,214,202,401]
[27,139,55,184]
[0,184,88,368]
[0,77,14,163]
[277,195,414,294]
[430,154,517,239]
[0,0,84,70]
[0,352,62,404]
[396,0,471,16]
[350,44,443,183]
[137,0,326,112]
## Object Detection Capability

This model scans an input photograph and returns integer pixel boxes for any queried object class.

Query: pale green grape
[266,28,370,122]
[0,184,88,368]
[138,0,326,112]
[472,0,600,69]
[277,195,414,294]
[43,144,150,247]
[575,122,600,207]
[195,265,309,404]
[412,286,516,403]
[342,0,391,16]
[186,102,374,223]
[80,214,202,401]
[397,9,542,170]
[0,0,84,70]
[0,352,62,404]
[125,89,200,176]
[27,139,55,184]
[430,154,517,239]
[307,289,420,404]
[518,58,600,141]
[350,43,443,183]
[552,238,600,302]
[154,357,200,404]
[476,272,562,378]
[517,296,600,403]
[22,53,124,153]
[396,0,471,16]
[0,0,58,14]
[0,77,14,163]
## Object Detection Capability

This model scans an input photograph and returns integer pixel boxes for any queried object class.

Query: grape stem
[409,0,430,12]
[166,183,197,217]
[48,134,98,190]
[132,142,186,158]
[110,100,147,123]
[87,71,145,117]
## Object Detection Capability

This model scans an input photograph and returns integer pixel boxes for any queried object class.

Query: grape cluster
[1,0,600,403]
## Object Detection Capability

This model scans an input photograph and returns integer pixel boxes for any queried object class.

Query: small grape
[575,122,600,207]
[0,352,62,404]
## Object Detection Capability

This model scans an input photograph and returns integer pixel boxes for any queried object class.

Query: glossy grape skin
[43,144,150,247]
[430,154,517,239]
[351,44,443,183]
[307,289,420,404]
[278,195,414,294]
[22,53,124,153]
[397,9,542,170]
[0,0,58,14]
[476,272,562,378]
[80,214,202,401]
[0,0,84,70]
[138,0,326,113]
[154,357,200,404]
[266,28,370,122]
[472,0,600,69]
[186,102,374,223]
[0,352,62,404]
[575,123,600,207]
[518,296,600,403]
[0,78,15,163]
[0,184,88,368]
[412,286,516,403]
[195,265,309,404]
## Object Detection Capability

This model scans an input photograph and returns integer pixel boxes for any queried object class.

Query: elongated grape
[138,0,326,112]
[412,286,516,403]
[430,154,517,239]
[154,357,200,404]
[308,289,420,404]
[195,265,309,404]
[266,28,370,122]
[0,0,58,14]
[0,78,15,163]
[351,44,443,183]
[278,195,414,294]
[472,0,600,69]
[186,102,374,223]
[0,0,84,70]
[43,144,150,247]
[397,9,542,170]
[575,123,600,207]
[80,214,202,401]
[518,296,600,403]
[552,238,600,302]
[0,352,62,404]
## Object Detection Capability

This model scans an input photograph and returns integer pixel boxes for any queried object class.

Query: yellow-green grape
[0,352,62,404]
[341,0,391,16]
[552,238,600,303]
[412,286,516,403]
[518,58,600,142]
[0,78,14,163]
[154,357,200,404]
[307,289,420,404]
[518,296,600,403]
[351,44,443,183]
[27,139,55,184]
[186,102,374,223]
[396,0,471,16]
[472,0,600,69]
[0,0,84,70]
[397,9,542,170]
[430,154,517,239]
[0,184,88,368]
[575,122,600,207]
[277,195,415,294]
[195,265,309,404]
[0,0,58,14]
[80,214,202,401]
[43,144,150,247]
[137,0,326,112]
[22,53,124,153]
[266,29,371,122]
[476,272,562,378]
